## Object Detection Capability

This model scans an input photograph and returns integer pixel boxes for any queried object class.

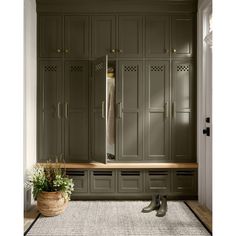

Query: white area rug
[27,201,210,236]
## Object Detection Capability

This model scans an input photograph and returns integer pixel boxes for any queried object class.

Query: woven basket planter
[37,191,68,217]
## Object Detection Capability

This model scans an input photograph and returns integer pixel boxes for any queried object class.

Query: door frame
[197,0,212,210]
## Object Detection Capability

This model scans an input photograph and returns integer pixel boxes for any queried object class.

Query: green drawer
[118,171,143,193]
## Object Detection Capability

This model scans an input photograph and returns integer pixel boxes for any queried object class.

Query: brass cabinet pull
[65,103,69,119]
[164,102,168,118]
[57,49,61,53]
[172,101,176,118]
[172,48,177,53]
[57,102,61,119]
[117,49,123,53]
[164,49,169,53]
[101,101,105,118]
[110,49,116,53]
[65,49,69,53]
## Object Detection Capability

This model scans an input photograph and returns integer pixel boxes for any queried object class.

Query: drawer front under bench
[90,171,116,193]
[66,170,88,194]
[118,170,143,193]
[145,170,171,193]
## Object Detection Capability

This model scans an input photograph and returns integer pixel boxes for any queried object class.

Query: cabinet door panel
[92,16,116,58]
[118,61,143,160]
[39,16,62,58]
[118,16,143,57]
[172,61,195,161]
[145,16,170,57]
[145,61,170,160]
[38,61,62,161]
[65,16,89,58]
[65,61,89,162]
[92,56,107,163]
[171,16,194,57]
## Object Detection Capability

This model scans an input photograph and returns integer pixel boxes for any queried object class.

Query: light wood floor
[24,205,39,233]
[185,200,212,233]
[24,201,212,234]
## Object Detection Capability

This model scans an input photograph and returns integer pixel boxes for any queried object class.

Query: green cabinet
[171,15,194,58]
[37,60,63,161]
[171,61,195,162]
[92,16,116,58]
[64,61,89,162]
[38,60,89,162]
[39,15,89,58]
[144,60,170,161]
[118,16,143,58]
[64,16,89,58]
[145,16,170,58]
[39,16,63,58]
[117,60,143,161]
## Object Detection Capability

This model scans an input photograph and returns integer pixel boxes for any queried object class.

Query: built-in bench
[39,163,198,200]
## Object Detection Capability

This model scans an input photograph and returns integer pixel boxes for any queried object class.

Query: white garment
[106,76,115,146]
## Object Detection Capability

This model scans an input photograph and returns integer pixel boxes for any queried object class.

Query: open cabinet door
[92,55,108,163]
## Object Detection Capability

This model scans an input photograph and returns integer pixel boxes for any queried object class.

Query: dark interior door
[92,56,108,163]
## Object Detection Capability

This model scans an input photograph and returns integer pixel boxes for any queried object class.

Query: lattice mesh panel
[44,66,57,72]
[95,62,103,71]
[124,66,137,72]
[70,66,83,72]
[151,65,164,72]
[177,65,189,72]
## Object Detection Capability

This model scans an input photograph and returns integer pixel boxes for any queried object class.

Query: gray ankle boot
[142,194,160,213]
[156,196,167,217]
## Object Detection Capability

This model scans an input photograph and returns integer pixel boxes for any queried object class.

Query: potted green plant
[25,162,74,217]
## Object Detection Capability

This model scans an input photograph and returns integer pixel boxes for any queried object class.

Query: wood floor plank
[185,200,212,233]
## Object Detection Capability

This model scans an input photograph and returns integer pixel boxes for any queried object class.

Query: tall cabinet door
[39,16,63,58]
[38,61,63,161]
[145,16,170,58]
[92,16,116,58]
[64,16,89,58]
[117,61,143,161]
[118,16,143,58]
[64,61,89,162]
[145,61,170,161]
[171,15,194,58]
[171,61,195,162]
[92,56,108,163]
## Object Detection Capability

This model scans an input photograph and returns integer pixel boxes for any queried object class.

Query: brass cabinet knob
[118,49,123,53]
[57,49,61,53]
[65,49,69,53]
[164,49,169,53]
[110,49,116,53]
[172,48,177,53]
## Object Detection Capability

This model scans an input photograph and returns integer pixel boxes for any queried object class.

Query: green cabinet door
[64,61,89,162]
[117,61,143,161]
[37,60,63,161]
[145,61,170,161]
[171,15,194,58]
[64,16,89,58]
[171,61,195,162]
[92,16,116,58]
[145,16,170,58]
[118,16,143,58]
[39,15,63,58]
[92,56,108,163]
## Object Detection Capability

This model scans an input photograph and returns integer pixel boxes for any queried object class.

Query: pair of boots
[142,194,167,217]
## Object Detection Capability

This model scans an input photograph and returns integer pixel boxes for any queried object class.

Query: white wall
[24,0,37,210]
[197,0,212,211]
